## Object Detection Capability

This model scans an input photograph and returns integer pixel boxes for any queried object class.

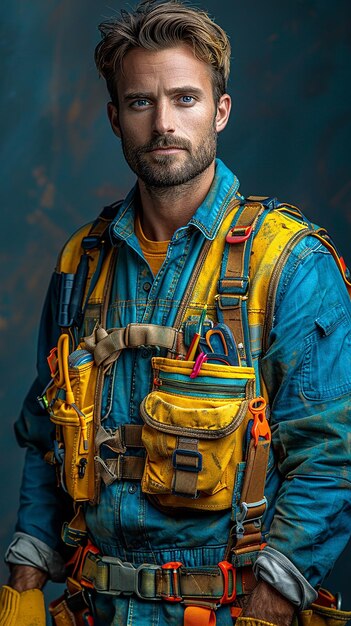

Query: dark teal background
[1,0,350,612]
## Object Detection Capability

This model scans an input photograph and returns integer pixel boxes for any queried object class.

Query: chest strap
[84,323,185,367]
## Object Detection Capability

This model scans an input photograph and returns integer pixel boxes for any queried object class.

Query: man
[1,1,350,625]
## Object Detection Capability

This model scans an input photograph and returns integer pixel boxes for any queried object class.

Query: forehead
[118,44,213,95]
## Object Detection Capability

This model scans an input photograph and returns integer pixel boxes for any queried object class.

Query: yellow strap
[184,605,217,626]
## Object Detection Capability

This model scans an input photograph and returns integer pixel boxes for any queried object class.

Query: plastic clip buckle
[218,561,236,604]
[161,561,183,602]
[249,397,271,447]
[226,225,253,244]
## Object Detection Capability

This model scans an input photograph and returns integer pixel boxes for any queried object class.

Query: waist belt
[81,551,257,603]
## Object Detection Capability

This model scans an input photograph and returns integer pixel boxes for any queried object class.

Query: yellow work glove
[0,585,45,626]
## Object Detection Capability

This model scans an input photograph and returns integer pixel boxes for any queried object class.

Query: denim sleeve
[6,272,74,570]
[261,235,351,587]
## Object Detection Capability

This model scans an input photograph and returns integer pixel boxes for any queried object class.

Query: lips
[149,147,184,152]
[141,140,189,154]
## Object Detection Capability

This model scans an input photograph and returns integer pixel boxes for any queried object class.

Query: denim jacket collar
[110,158,240,245]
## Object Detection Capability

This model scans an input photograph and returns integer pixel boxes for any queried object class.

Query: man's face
[108,45,231,188]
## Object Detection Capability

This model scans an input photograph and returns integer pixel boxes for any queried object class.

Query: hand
[241,580,295,626]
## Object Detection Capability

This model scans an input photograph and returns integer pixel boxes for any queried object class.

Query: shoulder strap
[56,202,121,341]
[216,197,277,366]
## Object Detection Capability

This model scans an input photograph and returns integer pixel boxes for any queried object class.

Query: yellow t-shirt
[135,213,170,277]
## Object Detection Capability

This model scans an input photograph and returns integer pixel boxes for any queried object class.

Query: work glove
[0,585,45,626]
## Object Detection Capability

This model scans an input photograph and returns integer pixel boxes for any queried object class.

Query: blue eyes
[130,96,195,108]
[133,99,151,108]
[180,96,194,104]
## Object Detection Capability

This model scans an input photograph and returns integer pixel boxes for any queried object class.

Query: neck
[137,161,215,241]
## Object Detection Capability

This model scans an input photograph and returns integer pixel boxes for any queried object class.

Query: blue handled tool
[199,323,239,366]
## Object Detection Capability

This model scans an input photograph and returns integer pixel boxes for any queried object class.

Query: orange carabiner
[249,397,271,446]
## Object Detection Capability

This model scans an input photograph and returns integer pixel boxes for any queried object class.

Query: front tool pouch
[140,357,256,511]
[45,341,97,502]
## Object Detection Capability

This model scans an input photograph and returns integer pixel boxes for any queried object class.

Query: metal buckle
[97,556,160,600]
[172,449,202,473]
[226,225,253,244]
[235,498,267,536]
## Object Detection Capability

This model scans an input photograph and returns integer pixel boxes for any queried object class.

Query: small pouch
[140,356,256,511]
[44,334,96,502]
[299,605,351,626]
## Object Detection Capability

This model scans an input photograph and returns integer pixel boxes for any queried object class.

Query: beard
[120,124,217,188]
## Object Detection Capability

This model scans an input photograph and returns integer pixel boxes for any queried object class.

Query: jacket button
[143,282,152,292]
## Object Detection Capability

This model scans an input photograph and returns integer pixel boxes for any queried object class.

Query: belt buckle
[98,556,160,600]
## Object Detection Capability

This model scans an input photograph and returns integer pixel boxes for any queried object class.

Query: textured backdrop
[1,0,350,610]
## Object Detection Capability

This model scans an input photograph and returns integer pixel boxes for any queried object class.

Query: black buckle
[172,449,202,473]
[64,586,94,614]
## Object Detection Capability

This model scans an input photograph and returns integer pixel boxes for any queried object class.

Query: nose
[152,100,175,135]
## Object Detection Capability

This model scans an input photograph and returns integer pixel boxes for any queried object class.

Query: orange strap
[184,605,217,626]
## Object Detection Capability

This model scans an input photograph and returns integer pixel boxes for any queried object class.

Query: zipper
[154,376,245,397]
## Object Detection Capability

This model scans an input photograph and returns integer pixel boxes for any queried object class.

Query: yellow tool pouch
[140,356,256,511]
[299,605,351,626]
[45,333,96,502]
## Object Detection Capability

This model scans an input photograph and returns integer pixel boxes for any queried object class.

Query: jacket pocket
[140,356,256,511]
[301,304,351,401]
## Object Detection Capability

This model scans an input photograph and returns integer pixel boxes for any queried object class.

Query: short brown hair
[94,0,231,104]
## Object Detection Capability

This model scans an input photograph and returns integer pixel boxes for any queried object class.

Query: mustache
[138,136,191,153]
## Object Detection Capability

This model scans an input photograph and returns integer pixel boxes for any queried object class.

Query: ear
[215,94,231,133]
[107,101,121,138]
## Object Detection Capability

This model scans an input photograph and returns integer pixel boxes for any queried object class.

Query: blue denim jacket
[7,160,351,624]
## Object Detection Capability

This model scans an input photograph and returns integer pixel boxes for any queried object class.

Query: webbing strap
[96,456,145,485]
[218,201,275,559]
[172,437,201,497]
[95,424,143,453]
[86,324,184,367]
[93,247,119,504]
[184,605,216,626]
[232,439,270,556]
[80,554,247,600]
[58,203,120,332]
[217,202,267,366]
[94,424,145,485]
